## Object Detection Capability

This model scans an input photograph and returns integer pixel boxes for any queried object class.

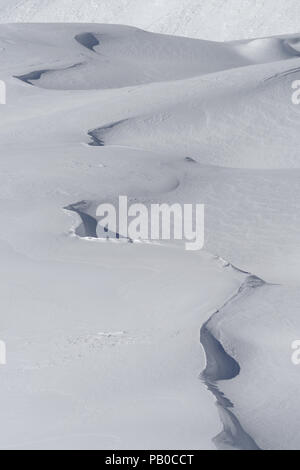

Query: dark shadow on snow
[64,199,131,241]
[64,200,98,238]
[88,120,127,146]
[75,33,100,52]
[200,275,264,450]
[14,62,83,85]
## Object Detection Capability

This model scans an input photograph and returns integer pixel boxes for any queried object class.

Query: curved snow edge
[200,274,264,450]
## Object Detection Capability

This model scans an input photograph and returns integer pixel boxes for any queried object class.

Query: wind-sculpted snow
[64,199,128,240]
[201,325,260,450]
[1,23,300,450]
[93,61,300,170]
[201,274,264,449]
[265,65,300,82]
[75,32,100,52]
[8,24,300,91]
[206,279,300,450]
[15,62,83,86]
[88,121,126,147]
[64,200,98,238]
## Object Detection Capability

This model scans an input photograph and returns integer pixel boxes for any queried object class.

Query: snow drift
[1,23,300,449]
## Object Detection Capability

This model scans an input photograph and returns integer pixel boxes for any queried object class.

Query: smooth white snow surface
[0,0,300,41]
[1,23,300,449]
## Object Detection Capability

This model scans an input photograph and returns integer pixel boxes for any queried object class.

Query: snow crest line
[14,62,84,85]
[88,120,127,147]
[200,273,265,450]
[264,64,300,82]
[64,196,266,449]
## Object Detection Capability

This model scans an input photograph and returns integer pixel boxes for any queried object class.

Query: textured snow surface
[1,22,300,449]
[0,0,300,41]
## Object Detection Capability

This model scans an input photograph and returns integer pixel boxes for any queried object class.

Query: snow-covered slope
[1,23,300,450]
[208,280,300,450]
[0,0,300,41]
[0,23,247,450]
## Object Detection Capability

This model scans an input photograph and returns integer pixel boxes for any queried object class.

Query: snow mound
[2,22,300,450]
[208,281,300,450]
[8,24,255,90]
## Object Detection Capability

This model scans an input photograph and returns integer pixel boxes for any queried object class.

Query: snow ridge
[201,272,265,450]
